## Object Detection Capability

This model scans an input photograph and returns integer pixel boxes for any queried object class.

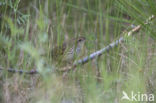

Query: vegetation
[0,0,156,103]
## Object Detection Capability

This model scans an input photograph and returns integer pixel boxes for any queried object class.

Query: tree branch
[0,15,155,74]
[61,15,155,72]
[0,66,38,74]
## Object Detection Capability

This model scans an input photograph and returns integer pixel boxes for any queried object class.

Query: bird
[51,36,86,66]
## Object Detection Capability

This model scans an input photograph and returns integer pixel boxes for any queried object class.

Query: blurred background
[0,0,156,103]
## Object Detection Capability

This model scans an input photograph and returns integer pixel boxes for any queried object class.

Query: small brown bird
[51,36,86,65]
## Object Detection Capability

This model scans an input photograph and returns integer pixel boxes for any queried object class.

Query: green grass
[0,0,156,103]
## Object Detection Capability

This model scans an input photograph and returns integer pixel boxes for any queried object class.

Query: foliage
[0,0,156,103]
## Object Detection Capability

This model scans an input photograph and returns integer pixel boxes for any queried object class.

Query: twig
[61,15,155,72]
[61,37,124,72]
[0,66,38,74]
[0,15,155,74]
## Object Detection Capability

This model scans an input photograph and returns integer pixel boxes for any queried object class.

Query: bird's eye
[78,39,82,42]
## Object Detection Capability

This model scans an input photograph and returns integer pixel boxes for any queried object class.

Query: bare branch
[61,15,155,72]
[0,66,38,74]
[0,15,155,74]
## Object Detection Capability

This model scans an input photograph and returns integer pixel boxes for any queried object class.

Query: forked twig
[0,15,155,74]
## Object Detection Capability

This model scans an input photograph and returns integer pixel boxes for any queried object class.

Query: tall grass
[0,0,156,103]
